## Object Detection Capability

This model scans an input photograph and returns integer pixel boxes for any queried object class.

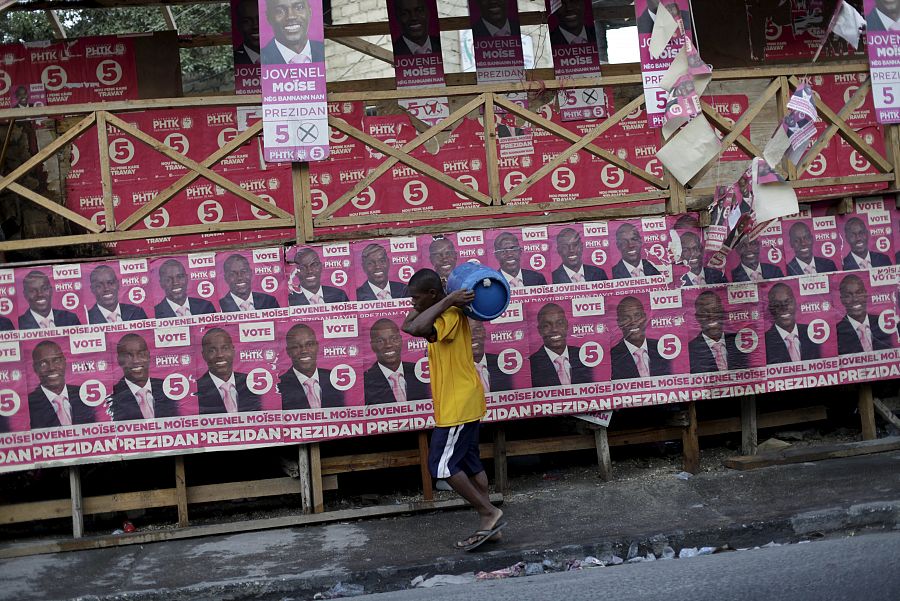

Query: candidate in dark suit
[785,221,837,276]
[610,296,671,380]
[866,1,900,32]
[842,216,893,270]
[493,231,547,288]
[218,254,280,312]
[611,223,661,279]
[472,0,520,38]
[836,274,896,355]
[679,232,726,287]
[355,244,408,301]
[288,247,349,306]
[428,237,458,281]
[469,320,513,392]
[636,0,693,35]
[764,283,821,364]
[107,334,179,421]
[18,270,81,330]
[153,259,216,318]
[552,227,608,284]
[392,0,441,55]
[197,328,261,414]
[688,291,748,373]
[259,0,324,64]
[28,341,95,428]
[234,0,261,64]
[0,316,13,331]
[86,264,147,324]
[279,323,345,409]
[364,318,429,404]
[549,0,597,47]
[730,237,784,282]
[528,303,594,386]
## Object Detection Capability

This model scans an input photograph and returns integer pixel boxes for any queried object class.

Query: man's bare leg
[447,470,503,540]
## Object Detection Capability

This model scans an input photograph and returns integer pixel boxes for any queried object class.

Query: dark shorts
[428,421,483,479]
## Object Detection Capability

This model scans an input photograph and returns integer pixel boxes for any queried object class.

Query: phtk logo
[472,159,482,170]
[182,118,193,128]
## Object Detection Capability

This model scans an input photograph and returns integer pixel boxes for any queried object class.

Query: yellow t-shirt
[428,306,486,427]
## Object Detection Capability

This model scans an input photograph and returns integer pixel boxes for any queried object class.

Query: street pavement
[0,451,899,600]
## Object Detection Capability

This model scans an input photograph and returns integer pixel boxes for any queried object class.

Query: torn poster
[864,0,900,124]
[655,113,722,185]
[763,83,819,167]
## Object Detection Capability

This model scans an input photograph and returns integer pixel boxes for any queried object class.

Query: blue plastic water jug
[445,262,511,321]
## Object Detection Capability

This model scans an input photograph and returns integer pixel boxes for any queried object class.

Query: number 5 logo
[247,368,274,395]
[0,389,21,417]
[657,334,681,360]
[415,357,431,383]
[80,380,108,407]
[330,364,357,391]
[879,309,898,335]
[579,342,603,368]
[164,373,190,401]
[808,319,830,345]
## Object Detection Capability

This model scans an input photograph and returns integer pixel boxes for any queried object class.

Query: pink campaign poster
[417,231,488,283]
[761,276,838,390]
[427,147,488,211]
[635,0,694,128]
[467,0,527,107]
[326,101,365,162]
[863,0,900,123]
[214,248,286,314]
[475,302,531,396]
[26,333,119,467]
[0,43,37,110]
[148,253,218,320]
[0,339,32,472]
[191,322,282,450]
[285,243,353,306]
[81,260,150,325]
[258,0,330,162]
[838,208,894,270]
[279,315,367,442]
[0,268,15,331]
[232,167,295,244]
[832,269,899,356]
[232,0,262,94]
[607,218,669,283]
[498,153,540,206]
[359,308,431,406]
[351,239,415,303]
[781,214,841,276]
[386,0,449,125]
[15,265,84,331]
[726,223,787,283]
[682,284,766,394]
[546,0,608,121]
[77,35,138,104]
[486,227,551,290]
[547,222,611,284]
[591,134,662,197]
[25,40,84,106]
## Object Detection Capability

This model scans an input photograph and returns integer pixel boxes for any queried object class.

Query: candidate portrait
[28,340,95,428]
[764,283,820,365]
[392,0,441,55]
[493,232,547,288]
[18,270,81,330]
[86,265,147,324]
[730,236,784,282]
[529,303,594,387]
[107,333,178,421]
[154,259,216,318]
[610,296,671,380]
[842,216,892,271]
[469,319,513,393]
[355,244,408,301]
[688,291,748,373]
[785,221,836,276]
[197,328,262,414]
[219,254,280,312]
[552,227,608,284]
[289,247,349,306]
[679,231,725,287]
[611,223,661,279]
[279,323,345,409]
[836,274,896,355]
[363,318,429,404]
[260,0,325,64]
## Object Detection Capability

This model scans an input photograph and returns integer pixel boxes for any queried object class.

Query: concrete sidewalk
[1,451,899,601]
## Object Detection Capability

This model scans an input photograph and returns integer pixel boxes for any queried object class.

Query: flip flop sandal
[458,521,507,552]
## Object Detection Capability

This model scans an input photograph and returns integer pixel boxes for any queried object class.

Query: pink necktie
[390,373,407,403]
[786,334,801,362]
[176,306,189,317]
[39,317,52,329]
[136,389,154,419]
[477,363,490,393]
[696,272,706,285]
[239,300,252,312]
[633,349,650,378]
[220,383,238,413]
[108,312,120,323]
[860,258,872,269]
[290,54,312,64]
[310,293,324,305]
[571,272,585,283]
[750,271,762,282]
[554,355,571,385]
[630,265,644,278]
[52,391,72,426]
[510,276,523,288]
[377,289,391,301]
[859,324,873,352]
[303,379,321,409]
[804,265,816,275]
[711,342,727,371]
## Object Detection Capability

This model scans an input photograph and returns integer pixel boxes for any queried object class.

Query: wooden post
[417,432,434,501]
[859,384,877,441]
[883,124,900,190]
[740,395,758,455]
[95,111,115,232]
[594,427,612,482]
[174,457,189,527]
[493,427,508,494]
[681,402,700,474]
[776,76,799,181]
[665,168,687,214]
[69,467,84,539]
[292,161,313,243]
[298,444,313,514]
[482,93,501,205]
[310,443,324,513]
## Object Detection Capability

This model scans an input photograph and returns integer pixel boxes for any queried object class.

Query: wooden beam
[7,183,103,233]
[493,428,508,493]
[483,93,501,204]
[873,398,900,430]
[776,76,799,181]
[724,437,900,471]
[700,100,785,179]
[46,10,66,38]
[417,432,433,502]
[117,121,262,231]
[682,402,700,474]
[310,443,324,513]
[69,467,83,539]
[174,457,189,527]
[741,395,758,456]
[797,80,874,176]
[298,445,313,514]
[160,5,177,30]
[95,111,115,232]
[332,36,394,64]
[884,124,900,190]
[859,383,877,441]
[594,427,612,482]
